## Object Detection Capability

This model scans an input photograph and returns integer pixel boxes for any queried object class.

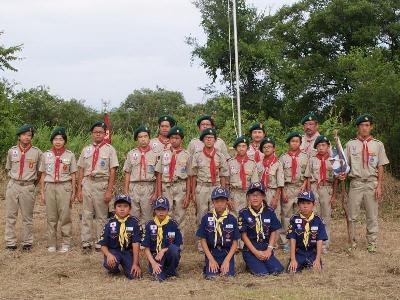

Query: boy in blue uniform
[142,197,182,281]
[238,182,284,276]
[287,191,328,273]
[196,187,240,279]
[98,195,142,279]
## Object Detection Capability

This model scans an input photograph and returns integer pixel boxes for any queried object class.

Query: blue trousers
[287,249,322,272]
[103,249,135,279]
[149,244,181,281]
[204,248,235,279]
[242,249,284,276]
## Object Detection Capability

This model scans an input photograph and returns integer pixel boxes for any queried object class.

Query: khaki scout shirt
[189,149,229,183]
[155,149,190,183]
[228,157,259,189]
[300,132,320,156]
[39,150,78,182]
[345,138,389,180]
[188,137,230,159]
[77,143,119,178]
[256,159,284,188]
[304,156,334,184]
[279,151,308,184]
[123,147,159,182]
[247,143,264,162]
[150,137,171,155]
[6,145,42,181]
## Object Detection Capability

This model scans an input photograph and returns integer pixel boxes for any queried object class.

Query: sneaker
[367,244,377,253]
[82,244,92,253]
[58,245,70,253]
[22,244,32,251]
[94,244,102,252]
[47,246,56,253]
[282,244,290,253]
[6,245,17,251]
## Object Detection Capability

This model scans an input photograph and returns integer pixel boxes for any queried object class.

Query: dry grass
[0,173,399,300]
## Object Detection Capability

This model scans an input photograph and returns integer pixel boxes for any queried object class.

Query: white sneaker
[47,246,56,253]
[58,245,70,253]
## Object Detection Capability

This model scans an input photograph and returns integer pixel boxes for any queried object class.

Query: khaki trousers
[129,181,155,224]
[311,183,332,247]
[280,183,300,245]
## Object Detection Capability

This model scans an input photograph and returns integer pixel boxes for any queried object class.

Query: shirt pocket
[61,159,71,173]
[99,156,110,170]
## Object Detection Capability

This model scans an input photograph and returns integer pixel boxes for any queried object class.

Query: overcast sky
[1,0,297,110]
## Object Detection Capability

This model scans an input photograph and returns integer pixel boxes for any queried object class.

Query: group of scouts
[4,112,389,281]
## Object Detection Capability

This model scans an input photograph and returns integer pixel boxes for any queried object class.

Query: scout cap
[154,196,170,210]
[259,137,275,151]
[314,135,330,148]
[90,121,106,132]
[246,182,266,196]
[114,195,132,207]
[200,128,217,141]
[16,124,35,136]
[167,125,184,138]
[50,127,67,143]
[286,131,302,143]
[297,191,315,203]
[196,115,215,127]
[301,113,319,125]
[356,113,374,126]
[233,135,249,148]
[134,125,151,141]
[158,115,176,127]
[249,123,265,134]
[211,187,230,200]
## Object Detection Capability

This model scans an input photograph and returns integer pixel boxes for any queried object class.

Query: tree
[0,31,23,72]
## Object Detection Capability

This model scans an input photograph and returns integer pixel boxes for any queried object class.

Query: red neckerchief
[52,147,66,182]
[91,141,106,173]
[169,147,183,182]
[357,136,373,168]
[261,154,277,188]
[158,136,170,150]
[139,146,151,180]
[235,154,249,190]
[250,143,261,163]
[203,147,217,185]
[288,149,301,182]
[316,152,329,187]
[18,143,32,179]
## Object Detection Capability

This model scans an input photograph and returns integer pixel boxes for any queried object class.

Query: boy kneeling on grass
[98,195,142,279]
[196,187,240,279]
[142,196,182,281]
[287,191,328,273]
[239,182,284,276]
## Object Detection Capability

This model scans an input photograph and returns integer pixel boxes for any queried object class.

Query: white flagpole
[232,0,242,136]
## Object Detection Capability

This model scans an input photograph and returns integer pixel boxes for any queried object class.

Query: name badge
[226,224,233,229]
[311,226,318,230]
[263,219,271,223]
[168,232,175,238]
[126,227,133,231]
[295,219,302,224]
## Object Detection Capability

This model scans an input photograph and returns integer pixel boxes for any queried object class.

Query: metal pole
[232,0,242,136]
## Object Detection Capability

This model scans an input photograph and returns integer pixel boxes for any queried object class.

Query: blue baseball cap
[246,182,266,196]
[211,187,230,201]
[154,196,170,210]
[114,195,132,207]
[297,191,315,203]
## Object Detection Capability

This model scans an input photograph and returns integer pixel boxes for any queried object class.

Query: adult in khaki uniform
[5,124,42,251]
[190,128,229,226]
[123,125,159,223]
[300,113,320,156]
[187,115,230,159]
[304,135,337,252]
[77,121,119,251]
[345,114,389,253]
[279,132,308,251]
[39,127,77,253]
[247,123,266,163]
[227,136,258,215]
[150,115,176,154]
[256,137,284,216]
[155,125,190,227]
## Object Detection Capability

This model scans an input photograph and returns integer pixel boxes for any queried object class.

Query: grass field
[0,174,399,300]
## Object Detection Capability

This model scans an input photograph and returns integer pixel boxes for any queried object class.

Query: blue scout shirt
[238,206,281,250]
[196,212,240,249]
[98,216,141,250]
[142,218,183,254]
[287,213,328,251]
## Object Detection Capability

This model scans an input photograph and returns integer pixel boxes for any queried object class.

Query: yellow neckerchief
[249,204,265,242]
[300,212,315,249]
[115,215,129,250]
[212,209,229,247]
[154,215,171,253]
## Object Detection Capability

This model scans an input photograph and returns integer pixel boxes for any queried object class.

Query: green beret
[249,123,265,134]
[200,128,217,141]
[134,125,151,141]
[196,115,215,127]
[90,121,106,132]
[286,131,302,143]
[50,127,67,143]
[356,113,374,126]
[158,115,176,127]
[233,136,249,148]
[259,137,275,151]
[314,135,330,148]
[16,124,35,136]
[167,125,184,138]
[301,112,319,125]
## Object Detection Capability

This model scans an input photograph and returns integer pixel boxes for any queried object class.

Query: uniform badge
[311,226,318,231]
[167,232,175,241]
[28,160,35,169]
[152,142,159,149]
[85,147,92,157]
[247,217,253,223]
[225,224,233,229]
[126,227,133,231]
[263,219,271,223]
[195,145,202,152]
[297,224,302,229]
[46,152,53,159]
[150,224,157,234]
[163,166,169,174]
[295,219,302,224]
[110,222,117,233]
[100,160,106,168]
[132,152,139,161]
[12,149,19,158]
[46,164,54,173]
[163,152,170,162]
